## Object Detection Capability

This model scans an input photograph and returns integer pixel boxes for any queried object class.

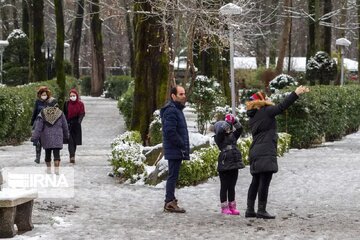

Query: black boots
[256,201,275,219]
[245,199,256,218]
[34,143,41,164]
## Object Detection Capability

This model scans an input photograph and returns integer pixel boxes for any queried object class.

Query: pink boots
[221,201,240,215]
[228,201,240,215]
[221,202,232,215]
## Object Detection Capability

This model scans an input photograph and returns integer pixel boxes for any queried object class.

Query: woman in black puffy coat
[214,114,245,215]
[245,85,309,219]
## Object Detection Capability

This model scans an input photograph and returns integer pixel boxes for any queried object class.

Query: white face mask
[70,96,77,101]
[41,95,48,100]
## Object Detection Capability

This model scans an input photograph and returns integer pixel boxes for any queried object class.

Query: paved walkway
[1,97,360,239]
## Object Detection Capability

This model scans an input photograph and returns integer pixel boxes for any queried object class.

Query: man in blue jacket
[160,85,189,213]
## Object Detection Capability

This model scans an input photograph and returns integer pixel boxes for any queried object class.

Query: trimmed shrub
[118,81,134,129]
[3,29,29,86]
[110,131,145,183]
[110,130,291,187]
[306,51,337,85]
[0,78,76,145]
[148,110,162,146]
[275,85,360,148]
[269,74,298,93]
[104,75,132,100]
[79,75,91,96]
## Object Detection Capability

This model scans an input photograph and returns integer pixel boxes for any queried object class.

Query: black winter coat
[160,100,190,160]
[246,92,298,174]
[214,121,245,172]
[63,101,84,145]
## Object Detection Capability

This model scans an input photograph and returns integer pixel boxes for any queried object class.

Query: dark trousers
[68,135,77,157]
[44,148,61,162]
[247,172,273,203]
[219,169,238,203]
[165,159,182,203]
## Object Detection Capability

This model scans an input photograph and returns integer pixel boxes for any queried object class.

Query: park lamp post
[0,40,9,84]
[335,37,351,86]
[219,3,242,115]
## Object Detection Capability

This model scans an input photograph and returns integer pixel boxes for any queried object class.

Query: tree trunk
[54,0,66,109]
[307,0,320,60]
[22,0,29,36]
[27,0,34,82]
[1,0,10,38]
[322,0,332,55]
[255,1,266,68]
[33,0,46,82]
[269,0,279,67]
[275,0,292,75]
[132,0,169,144]
[70,0,84,79]
[123,0,135,77]
[90,0,105,97]
[11,0,19,29]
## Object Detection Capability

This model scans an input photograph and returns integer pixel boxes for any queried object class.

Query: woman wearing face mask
[30,86,57,163]
[63,89,85,164]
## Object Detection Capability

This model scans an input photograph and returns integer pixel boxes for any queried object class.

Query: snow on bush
[110,130,292,186]
[306,51,337,85]
[269,74,298,93]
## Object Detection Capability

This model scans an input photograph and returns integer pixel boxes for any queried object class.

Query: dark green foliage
[276,85,360,148]
[306,51,337,85]
[104,75,133,99]
[118,81,134,129]
[79,75,91,96]
[3,29,29,85]
[188,75,226,134]
[0,78,75,145]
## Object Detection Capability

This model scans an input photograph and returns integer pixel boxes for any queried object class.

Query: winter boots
[256,201,275,219]
[54,160,60,175]
[245,199,257,218]
[34,143,41,164]
[164,199,186,213]
[221,202,232,215]
[228,201,240,215]
[70,156,75,164]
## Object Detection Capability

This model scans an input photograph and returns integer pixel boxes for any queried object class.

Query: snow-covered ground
[1,96,360,239]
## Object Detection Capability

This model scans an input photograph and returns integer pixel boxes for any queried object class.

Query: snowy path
[1,97,360,239]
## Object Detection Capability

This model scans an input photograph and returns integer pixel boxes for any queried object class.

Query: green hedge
[0,78,76,145]
[110,131,291,186]
[275,85,360,148]
[104,75,132,100]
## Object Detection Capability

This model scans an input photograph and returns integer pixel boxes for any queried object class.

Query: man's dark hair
[170,86,177,98]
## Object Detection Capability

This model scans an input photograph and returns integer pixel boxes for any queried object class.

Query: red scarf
[67,89,85,120]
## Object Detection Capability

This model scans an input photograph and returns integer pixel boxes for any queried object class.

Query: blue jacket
[160,100,190,160]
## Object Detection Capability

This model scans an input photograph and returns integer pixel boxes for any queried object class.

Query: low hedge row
[275,85,360,148]
[110,131,291,186]
[0,78,76,145]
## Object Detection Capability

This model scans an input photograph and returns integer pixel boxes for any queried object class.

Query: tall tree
[11,0,19,29]
[90,0,105,96]
[70,0,85,79]
[322,0,332,55]
[32,0,46,82]
[22,0,29,36]
[193,0,231,104]
[132,0,168,144]
[275,0,292,74]
[307,0,320,60]
[54,0,66,108]
[123,0,135,77]
[1,0,10,38]
[27,0,34,82]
